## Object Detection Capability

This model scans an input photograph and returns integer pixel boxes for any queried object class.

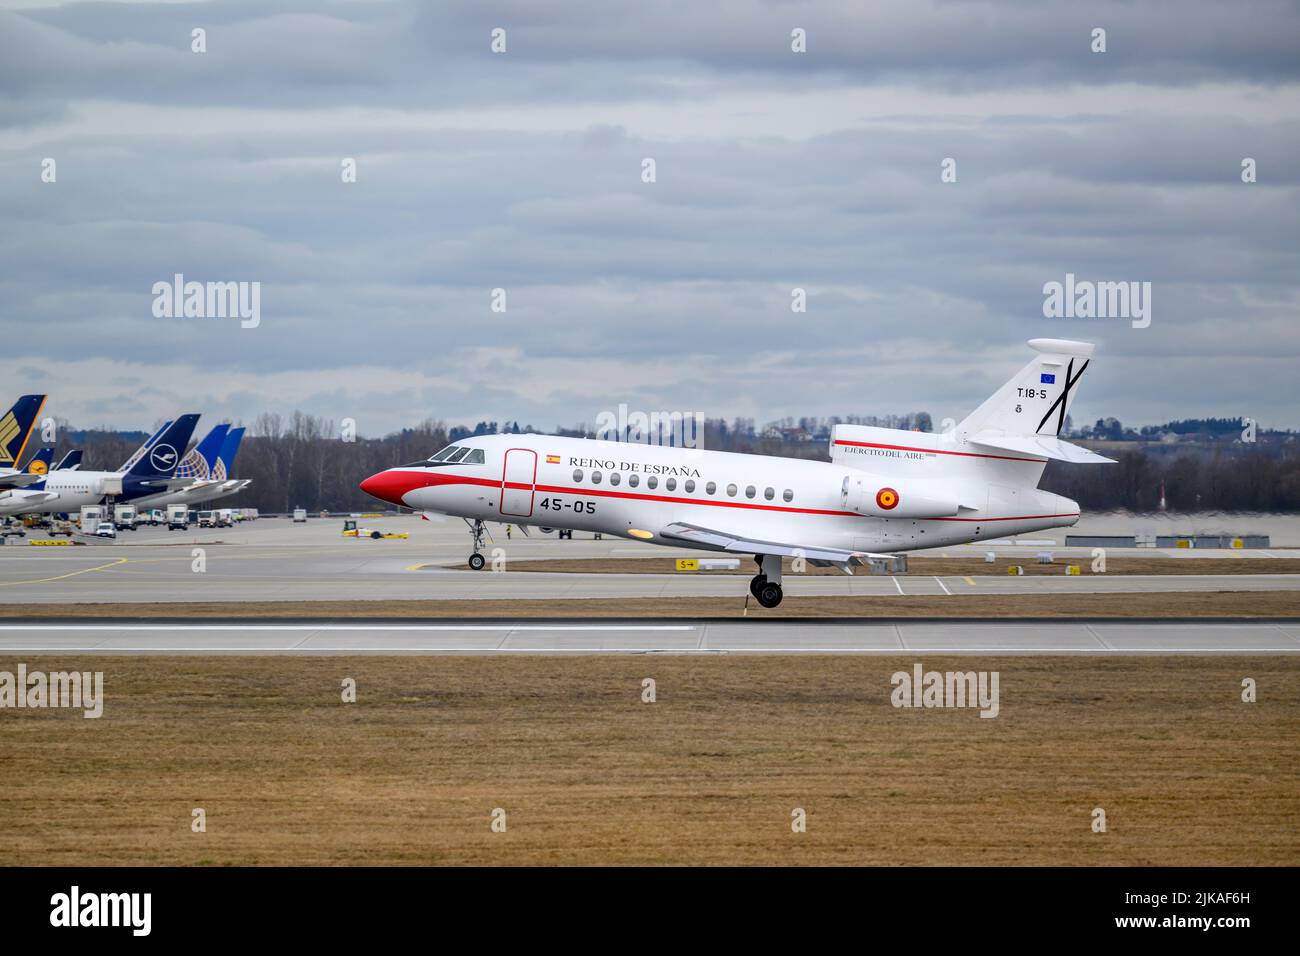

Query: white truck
[167,504,189,530]
[80,505,104,531]
[215,508,234,527]
[292,508,307,523]
[198,510,215,528]
[114,504,137,530]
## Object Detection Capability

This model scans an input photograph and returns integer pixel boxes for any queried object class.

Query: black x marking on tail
[1036,358,1089,435]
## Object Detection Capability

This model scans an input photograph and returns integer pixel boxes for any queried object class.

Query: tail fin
[124,414,201,479]
[213,426,245,481]
[119,421,170,473]
[25,447,54,476]
[0,395,46,470]
[54,449,82,471]
[955,339,1110,463]
[176,424,230,480]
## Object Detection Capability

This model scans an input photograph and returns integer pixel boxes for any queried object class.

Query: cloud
[0,0,1297,433]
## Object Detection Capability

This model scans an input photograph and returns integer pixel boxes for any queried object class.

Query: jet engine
[840,473,964,518]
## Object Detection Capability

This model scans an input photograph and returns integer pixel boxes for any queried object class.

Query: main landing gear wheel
[750,574,766,599]
[468,552,486,571]
[756,581,783,609]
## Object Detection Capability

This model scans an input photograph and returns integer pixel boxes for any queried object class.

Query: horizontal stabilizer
[969,431,1115,464]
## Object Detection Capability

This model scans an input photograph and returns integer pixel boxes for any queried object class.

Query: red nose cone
[360,470,424,505]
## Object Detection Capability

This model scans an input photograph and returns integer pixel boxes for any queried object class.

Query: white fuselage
[0,471,114,516]
[366,432,1079,553]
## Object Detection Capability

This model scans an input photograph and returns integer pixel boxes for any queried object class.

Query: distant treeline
[33,413,1300,513]
[1041,448,1300,512]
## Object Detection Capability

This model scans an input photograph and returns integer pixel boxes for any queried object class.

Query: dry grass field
[1,655,1296,866]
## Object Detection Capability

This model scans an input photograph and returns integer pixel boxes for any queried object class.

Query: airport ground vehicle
[167,504,189,530]
[293,508,307,522]
[114,504,137,530]
[79,505,104,530]
[94,520,116,538]
[215,508,234,527]
[361,339,1109,608]
[342,519,409,540]
[1,520,25,538]
[49,520,73,537]
[198,511,215,528]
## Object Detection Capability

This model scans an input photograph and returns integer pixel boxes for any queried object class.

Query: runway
[0,516,1295,604]
[1,619,1297,655]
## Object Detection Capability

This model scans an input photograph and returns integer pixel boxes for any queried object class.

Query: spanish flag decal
[876,487,899,510]
[546,454,561,464]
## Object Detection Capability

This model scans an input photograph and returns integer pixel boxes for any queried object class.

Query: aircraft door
[500,448,537,517]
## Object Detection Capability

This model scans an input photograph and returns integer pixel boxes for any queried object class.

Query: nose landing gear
[464,518,488,570]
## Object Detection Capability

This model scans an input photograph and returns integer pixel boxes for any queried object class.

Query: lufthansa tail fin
[119,422,170,473]
[124,414,201,479]
[0,395,47,470]
[25,447,54,475]
[54,449,82,471]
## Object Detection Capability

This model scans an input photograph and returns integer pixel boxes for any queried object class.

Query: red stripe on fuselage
[833,439,1047,464]
[397,470,1077,523]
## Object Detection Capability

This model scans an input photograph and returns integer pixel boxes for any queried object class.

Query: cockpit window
[446,447,470,463]
[428,446,458,462]
[463,448,485,464]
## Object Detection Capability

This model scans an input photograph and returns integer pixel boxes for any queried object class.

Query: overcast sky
[1,0,1297,436]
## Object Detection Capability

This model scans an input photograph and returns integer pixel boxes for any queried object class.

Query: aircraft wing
[139,478,223,492]
[0,472,46,490]
[658,522,890,573]
[0,490,57,506]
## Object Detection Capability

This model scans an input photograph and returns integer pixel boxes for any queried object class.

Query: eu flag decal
[1040,373,1056,384]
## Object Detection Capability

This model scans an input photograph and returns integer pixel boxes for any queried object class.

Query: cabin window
[647,476,658,490]
[628,474,639,488]
[685,479,695,493]
[726,484,738,497]
[463,449,485,464]
[610,472,621,486]
[745,485,756,499]
[783,489,793,502]
[706,481,716,495]
[666,478,677,491]
[592,471,602,484]
[573,469,584,482]
[764,487,775,500]
[446,447,469,463]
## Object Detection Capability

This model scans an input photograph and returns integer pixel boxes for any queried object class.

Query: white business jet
[361,339,1110,608]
